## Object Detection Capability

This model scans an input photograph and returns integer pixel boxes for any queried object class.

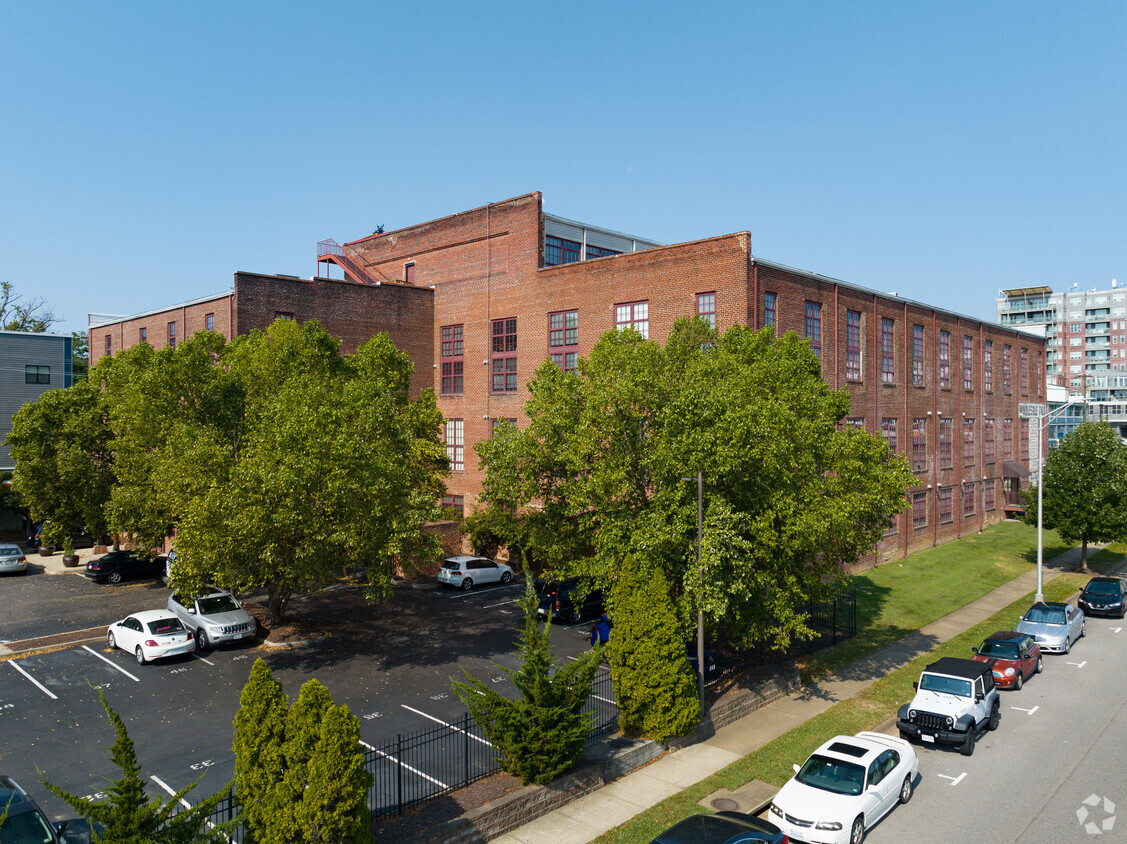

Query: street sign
[1019,403,1045,418]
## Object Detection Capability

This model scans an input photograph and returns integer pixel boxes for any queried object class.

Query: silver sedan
[0,544,27,575]
[1016,601,1085,654]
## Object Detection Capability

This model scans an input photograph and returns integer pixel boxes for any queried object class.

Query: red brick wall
[88,294,234,367]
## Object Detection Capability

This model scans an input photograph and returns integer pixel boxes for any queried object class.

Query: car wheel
[988,701,1001,731]
[959,723,975,756]
[1080,621,1086,638]
[1064,638,1071,655]
[898,774,913,805]
[107,631,116,650]
[570,607,582,624]
[461,578,473,591]
[1035,655,1043,674]
[1014,671,1023,691]
[108,571,123,584]
[196,629,209,651]
[500,571,512,584]
[850,814,865,844]
[135,646,147,666]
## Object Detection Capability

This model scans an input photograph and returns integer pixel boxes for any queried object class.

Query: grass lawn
[595,570,1090,844]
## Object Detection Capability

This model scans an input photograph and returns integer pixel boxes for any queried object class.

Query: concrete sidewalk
[493,545,1093,844]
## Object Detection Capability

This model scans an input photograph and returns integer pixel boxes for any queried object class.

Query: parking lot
[0,568,612,821]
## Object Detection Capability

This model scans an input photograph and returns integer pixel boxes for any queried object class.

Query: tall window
[912,491,928,529]
[939,487,953,524]
[1020,417,1030,461]
[912,325,925,387]
[491,318,518,392]
[168,322,177,349]
[440,494,463,517]
[404,262,416,285]
[544,235,580,267]
[441,324,464,394]
[585,244,620,260]
[939,417,952,469]
[491,418,517,437]
[881,318,895,383]
[963,335,973,390]
[964,418,975,466]
[804,301,822,358]
[1003,344,1012,392]
[963,482,976,517]
[984,418,996,463]
[881,418,897,452]
[549,310,579,372]
[1020,348,1029,394]
[139,327,147,343]
[24,365,50,384]
[984,480,996,511]
[615,301,649,338]
[697,293,716,330]
[984,340,993,392]
[444,419,464,471]
[764,292,776,332]
[105,334,112,355]
[912,418,927,472]
[1036,351,1043,397]
[1003,418,1013,459]
[845,417,864,429]
[845,310,861,380]
[939,330,950,389]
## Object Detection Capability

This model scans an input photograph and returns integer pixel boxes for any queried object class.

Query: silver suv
[167,587,255,650]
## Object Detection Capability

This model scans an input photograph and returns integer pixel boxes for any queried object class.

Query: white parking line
[1111,627,1123,634]
[9,661,57,700]
[360,739,449,788]
[192,654,215,666]
[483,599,518,609]
[937,772,966,786]
[1011,705,1039,715]
[82,645,141,682]
[1067,660,1088,669]
[150,775,192,810]
[400,705,493,747]
[444,585,521,600]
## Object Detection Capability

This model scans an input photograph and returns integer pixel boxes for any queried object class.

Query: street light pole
[682,471,705,705]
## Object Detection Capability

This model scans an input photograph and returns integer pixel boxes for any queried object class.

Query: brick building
[89,191,1045,563]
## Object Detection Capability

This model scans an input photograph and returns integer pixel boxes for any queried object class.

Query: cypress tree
[300,704,374,843]
[232,658,288,843]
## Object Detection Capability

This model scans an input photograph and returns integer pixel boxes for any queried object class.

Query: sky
[3,1,1127,337]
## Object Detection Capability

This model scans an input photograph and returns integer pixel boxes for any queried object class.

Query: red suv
[971,630,1042,690]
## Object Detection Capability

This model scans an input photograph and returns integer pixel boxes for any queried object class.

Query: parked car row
[0,774,100,843]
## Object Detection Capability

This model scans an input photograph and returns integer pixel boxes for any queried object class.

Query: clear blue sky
[3,1,1126,337]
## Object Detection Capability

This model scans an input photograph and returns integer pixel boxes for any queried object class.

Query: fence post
[832,591,839,645]
[396,733,404,816]
[464,711,471,785]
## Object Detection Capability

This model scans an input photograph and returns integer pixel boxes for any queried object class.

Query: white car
[437,555,514,590]
[769,731,918,844]
[167,586,255,649]
[0,544,27,575]
[107,610,195,665]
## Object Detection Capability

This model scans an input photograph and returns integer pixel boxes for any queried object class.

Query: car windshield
[0,545,21,556]
[198,595,240,614]
[1,808,57,843]
[146,618,185,635]
[1085,581,1120,596]
[919,673,972,697]
[979,641,1020,660]
[441,560,461,570]
[795,753,866,796]
[1024,606,1067,625]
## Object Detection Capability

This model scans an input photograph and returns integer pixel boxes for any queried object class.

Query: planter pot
[62,554,80,567]
[38,545,55,557]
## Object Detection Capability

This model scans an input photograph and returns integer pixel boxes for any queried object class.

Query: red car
[972,630,1042,690]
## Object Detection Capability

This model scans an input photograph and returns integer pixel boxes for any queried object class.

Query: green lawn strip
[1087,543,1127,574]
[594,571,1088,844]
[802,520,1066,683]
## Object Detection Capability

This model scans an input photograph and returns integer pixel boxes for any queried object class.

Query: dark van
[536,579,604,624]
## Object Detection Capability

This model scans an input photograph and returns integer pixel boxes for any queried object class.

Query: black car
[28,522,95,549]
[83,550,165,584]
[535,579,604,624]
[650,811,787,844]
[1078,576,1127,618]
[0,774,100,843]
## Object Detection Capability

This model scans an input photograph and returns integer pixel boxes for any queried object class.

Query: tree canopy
[476,319,913,648]
[0,280,58,332]
[1023,420,1127,566]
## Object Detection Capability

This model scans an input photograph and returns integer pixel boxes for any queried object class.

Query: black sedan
[650,811,787,843]
[83,551,165,584]
[1078,576,1127,618]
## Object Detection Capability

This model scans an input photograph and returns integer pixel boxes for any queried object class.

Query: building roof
[1000,286,1054,297]
[87,290,233,329]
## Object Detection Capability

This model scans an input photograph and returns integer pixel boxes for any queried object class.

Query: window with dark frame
[984,418,996,463]
[24,365,50,384]
[441,324,464,394]
[984,480,996,511]
[206,313,215,331]
[764,292,777,332]
[964,418,975,466]
[105,334,111,356]
[912,491,928,529]
[1003,344,1012,392]
[697,293,716,330]
[912,418,927,472]
[491,318,518,392]
[1036,351,1043,397]
[939,487,953,524]
[963,335,973,390]
[939,330,950,389]
[545,235,580,267]
[939,416,952,469]
[615,301,649,339]
[1020,348,1029,394]
[804,301,822,358]
[845,417,864,429]
[405,262,416,285]
[881,418,897,452]
[1003,417,1013,459]
[490,418,517,437]
[549,310,579,372]
[963,482,976,517]
[881,318,895,383]
[139,327,147,343]
[585,244,620,260]
[984,340,993,392]
[440,494,464,517]
[912,324,925,387]
[1020,417,1030,461]
[168,322,177,349]
[274,311,294,321]
[845,310,861,380]
[445,419,464,471]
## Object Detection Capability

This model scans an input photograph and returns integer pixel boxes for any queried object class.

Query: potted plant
[62,534,79,567]
[38,522,57,556]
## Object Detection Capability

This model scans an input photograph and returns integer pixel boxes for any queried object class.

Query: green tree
[477,320,913,649]
[299,704,373,843]
[71,330,89,379]
[609,555,701,742]
[41,689,234,843]
[452,578,602,784]
[0,281,58,332]
[232,658,289,843]
[1023,420,1127,567]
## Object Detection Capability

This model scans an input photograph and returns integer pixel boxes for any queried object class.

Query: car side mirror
[912,681,918,690]
[976,693,984,702]
[971,647,978,654]
[187,607,196,615]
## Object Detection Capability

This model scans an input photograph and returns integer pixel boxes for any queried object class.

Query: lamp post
[681,471,704,705]
[1028,398,1084,603]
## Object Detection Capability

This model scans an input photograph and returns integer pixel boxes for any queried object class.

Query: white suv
[167,587,255,649]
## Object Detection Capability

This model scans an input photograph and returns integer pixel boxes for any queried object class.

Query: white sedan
[107,610,195,665]
[769,731,918,844]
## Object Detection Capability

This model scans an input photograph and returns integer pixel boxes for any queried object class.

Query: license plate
[922,734,935,743]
